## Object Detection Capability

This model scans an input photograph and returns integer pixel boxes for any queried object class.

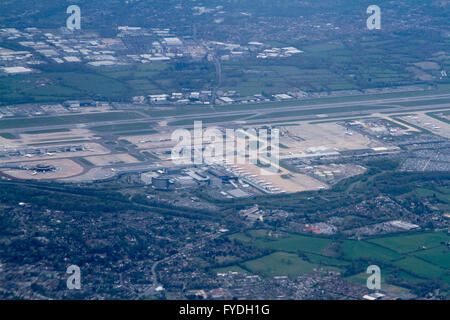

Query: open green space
[0,132,17,139]
[396,98,450,107]
[340,240,402,262]
[413,246,450,270]
[229,226,449,289]
[146,88,450,120]
[415,188,450,205]
[24,128,71,134]
[164,104,395,126]
[250,105,391,120]
[393,256,446,280]
[169,114,247,126]
[76,157,95,167]
[369,232,450,254]
[28,139,91,147]
[0,112,143,129]
[242,252,331,279]
[0,71,129,105]
[90,122,154,132]
[229,230,332,255]
[115,130,158,136]
[346,271,412,296]
[427,112,450,125]
[303,253,350,267]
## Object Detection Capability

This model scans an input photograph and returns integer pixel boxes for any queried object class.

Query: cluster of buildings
[141,167,210,191]
[183,270,405,300]
[0,25,304,75]
[134,84,425,109]
[135,90,213,105]
[0,144,86,161]
[136,90,276,106]
[342,118,410,139]
[205,40,303,61]
[0,100,109,118]
[140,165,259,199]
[257,46,303,59]
[0,26,187,71]
[139,159,288,202]
[0,29,41,75]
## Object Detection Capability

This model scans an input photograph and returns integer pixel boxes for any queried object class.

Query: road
[137,231,222,299]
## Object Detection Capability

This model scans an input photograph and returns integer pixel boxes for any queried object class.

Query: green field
[303,253,350,267]
[96,63,169,96]
[346,271,412,296]
[169,114,249,126]
[221,62,357,95]
[0,112,143,129]
[415,188,450,205]
[144,87,450,119]
[427,112,450,125]
[116,130,158,136]
[229,230,332,255]
[229,228,449,291]
[1,29,450,106]
[0,132,17,139]
[251,105,392,120]
[29,139,91,147]
[24,128,71,134]
[164,104,394,126]
[0,63,176,105]
[76,157,94,167]
[0,71,129,105]
[368,232,450,254]
[393,257,446,280]
[396,98,450,107]
[341,240,402,262]
[243,252,326,279]
[391,117,431,133]
[413,246,450,269]
[90,122,155,132]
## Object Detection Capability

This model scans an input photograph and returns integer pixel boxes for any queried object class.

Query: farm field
[340,240,402,262]
[368,232,450,254]
[242,252,339,279]
[229,230,332,255]
[0,71,129,105]
[413,247,450,269]
[393,257,446,280]
[229,229,450,291]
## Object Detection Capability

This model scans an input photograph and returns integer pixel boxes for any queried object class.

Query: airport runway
[1,92,450,134]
